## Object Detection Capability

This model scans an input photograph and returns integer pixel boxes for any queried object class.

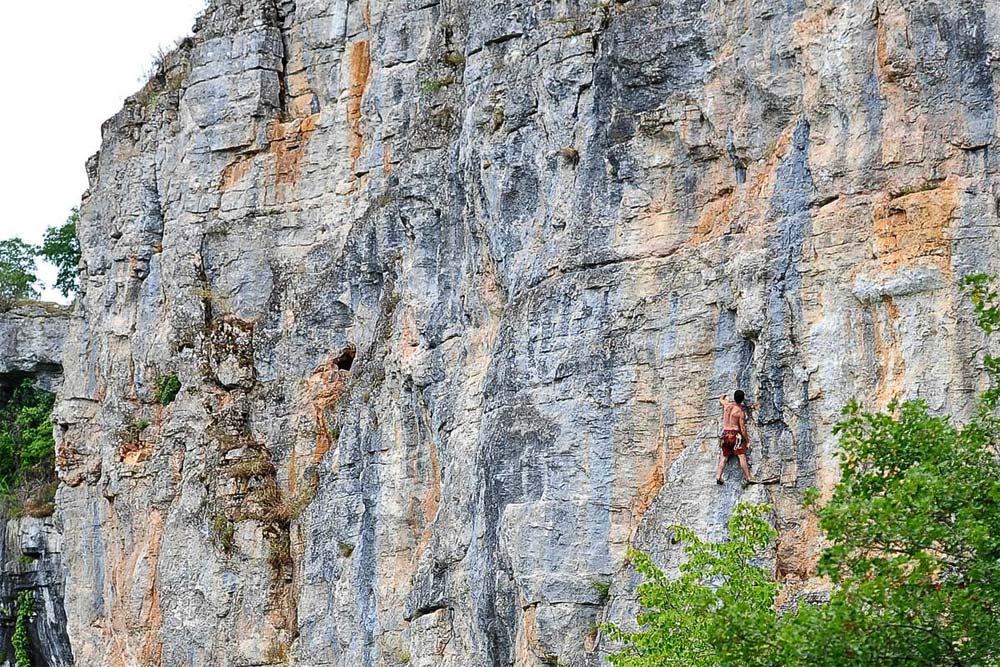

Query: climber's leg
[717,431,738,484]
[737,453,754,483]
[715,452,727,484]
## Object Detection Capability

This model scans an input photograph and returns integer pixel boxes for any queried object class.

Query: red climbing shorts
[720,429,747,457]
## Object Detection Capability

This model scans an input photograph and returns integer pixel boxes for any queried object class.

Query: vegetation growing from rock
[38,209,81,299]
[0,239,40,311]
[154,373,182,405]
[12,589,33,667]
[606,276,1000,667]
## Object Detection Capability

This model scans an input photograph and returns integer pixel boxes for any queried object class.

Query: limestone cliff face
[55,0,1000,665]
[0,304,69,394]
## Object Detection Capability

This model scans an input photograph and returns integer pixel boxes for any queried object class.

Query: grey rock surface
[54,0,1000,665]
[0,517,73,667]
[0,304,70,393]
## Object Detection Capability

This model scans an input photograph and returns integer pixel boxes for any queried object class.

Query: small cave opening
[725,127,748,185]
[333,345,356,371]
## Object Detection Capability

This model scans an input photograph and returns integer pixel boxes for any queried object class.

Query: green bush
[22,482,57,518]
[590,579,611,604]
[154,373,181,406]
[211,513,235,553]
[603,504,779,667]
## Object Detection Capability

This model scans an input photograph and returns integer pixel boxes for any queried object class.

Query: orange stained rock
[690,186,735,245]
[304,358,348,463]
[383,142,393,175]
[219,114,319,194]
[424,436,442,524]
[629,456,664,536]
[873,179,959,275]
[361,0,372,29]
[410,433,444,566]
[106,509,165,665]
[271,114,319,186]
[221,155,253,192]
[348,40,372,167]
[516,603,542,667]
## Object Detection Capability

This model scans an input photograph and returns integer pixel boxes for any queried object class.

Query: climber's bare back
[722,401,745,432]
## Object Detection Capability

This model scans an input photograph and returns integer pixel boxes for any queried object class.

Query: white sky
[0,0,206,301]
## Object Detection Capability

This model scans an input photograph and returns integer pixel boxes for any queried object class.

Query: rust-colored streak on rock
[871,295,906,406]
[361,0,372,29]
[411,429,444,564]
[383,142,393,175]
[348,40,372,167]
[516,603,542,667]
[690,187,735,245]
[629,420,687,538]
[873,180,958,274]
[630,460,663,533]
[424,437,442,523]
[218,115,318,194]
[138,512,165,667]
[120,435,153,466]
[220,156,253,192]
[106,509,165,665]
[271,114,318,187]
[304,359,347,463]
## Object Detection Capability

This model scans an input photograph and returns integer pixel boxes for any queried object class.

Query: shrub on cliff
[38,209,81,299]
[154,373,182,406]
[606,276,1000,667]
[0,238,39,310]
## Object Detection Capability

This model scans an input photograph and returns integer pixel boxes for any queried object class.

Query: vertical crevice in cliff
[756,117,817,487]
[274,0,296,119]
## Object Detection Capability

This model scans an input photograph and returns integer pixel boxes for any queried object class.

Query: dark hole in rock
[735,163,747,184]
[334,345,356,371]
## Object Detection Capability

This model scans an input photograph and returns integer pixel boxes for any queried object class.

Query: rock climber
[715,390,753,485]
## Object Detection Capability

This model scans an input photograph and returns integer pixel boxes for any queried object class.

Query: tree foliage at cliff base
[605,276,1000,667]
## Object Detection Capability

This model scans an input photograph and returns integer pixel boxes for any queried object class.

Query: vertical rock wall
[0,305,72,666]
[0,518,73,667]
[0,304,70,394]
[55,1,1000,666]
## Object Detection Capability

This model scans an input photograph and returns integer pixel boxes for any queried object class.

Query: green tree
[607,276,1000,667]
[790,275,1000,667]
[603,504,782,667]
[0,238,39,310]
[0,380,55,489]
[38,209,81,298]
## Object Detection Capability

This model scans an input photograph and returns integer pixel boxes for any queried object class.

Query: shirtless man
[716,390,753,485]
